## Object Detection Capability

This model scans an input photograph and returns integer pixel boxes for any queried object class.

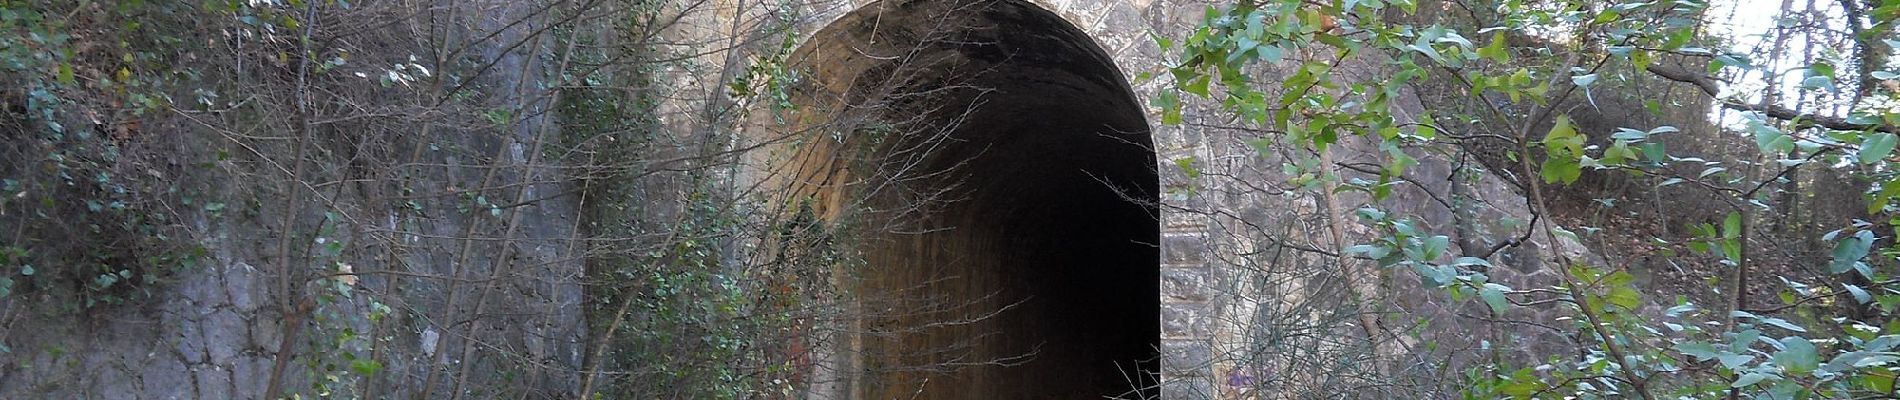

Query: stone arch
[750,0,1163,397]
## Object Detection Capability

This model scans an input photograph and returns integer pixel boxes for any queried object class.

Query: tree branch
[1644,64,1898,133]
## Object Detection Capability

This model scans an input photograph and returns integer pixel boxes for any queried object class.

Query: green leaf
[1802,75,1838,91]
[1732,328,1763,350]
[1153,90,1182,125]
[1601,141,1637,166]
[1571,73,1599,87]
[1719,353,1756,369]
[1855,354,1900,368]
[1539,117,1585,185]
[1422,235,1449,261]
[1831,230,1876,274]
[1605,270,1635,286]
[1846,284,1873,304]
[1809,62,1837,78]
[1174,157,1201,179]
[1676,342,1721,361]
[1869,371,1898,392]
[1732,372,1771,388]
[1544,116,1583,156]
[1477,31,1510,63]
[1592,9,1621,24]
[1862,132,1897,164]
[1825,351,1900,373]
[1657,28,1694,51]
[1407,43,1448,65]
[1713,51,1753,71]
[1551,226,1580,243]
[57,63,75,85]
[1725,214,1740,263]
[1449,257,1492,268]
[1411,263,1456,287]
[1639,142,1667,163]
[350,359,384,375]
[1183,75,1211,96]
[1500,367,1541,398]
[1874,180,1900,214]
[1480,283,1510,313]
[1395,0,1417,13]
[1541,157,1581,184]
[1773,336,1820,374]
[1767,381,1803,398]
[1760,316,1808,333]
[1632,49,1653,72]
[1751,120,1795,155]
[1723,212,1742,238]
[1606,286,1641,310]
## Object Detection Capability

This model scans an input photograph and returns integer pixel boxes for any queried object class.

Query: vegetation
[0,0,212,310]
[1157,0,1900,397]
[4,0,1899,398]
[0,0,820,398]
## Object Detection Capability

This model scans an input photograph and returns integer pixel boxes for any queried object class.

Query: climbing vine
[0,0,216,311]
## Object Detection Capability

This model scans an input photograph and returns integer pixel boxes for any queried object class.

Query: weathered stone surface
[1160,377,1217,400]
[1162,197,1211,230]
[1152,121,1204,152]
[194,366,231,400]
[203,310,245,365]
[91,362,136,400]
[140,356,194,400]
[1160,267,1210,302]
[229,357,273,398]
[226,263,262,314]
[1,2,587,399]
[1161,303,1211,338]
[1160,339,1213,376]
[1161,234,1209,265]
[172,311,206,366]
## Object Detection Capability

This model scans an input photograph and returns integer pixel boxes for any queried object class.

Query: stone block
[1159,156,1197,189]
[140,357,194,400]
[1161,199,1209,230]
[1160,267,1209,302]
[1153,124,1205,152]
[195,367,230,400]
[1160,234,1207,265]
[1160,376,1216,400]
[202,310,245,365]
[1160,303,1210,338]
[1160,339,1212,376]
[226,262,262,313]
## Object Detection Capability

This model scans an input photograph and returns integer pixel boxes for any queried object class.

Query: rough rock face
[2,261,269,399]
[0,2,586,399]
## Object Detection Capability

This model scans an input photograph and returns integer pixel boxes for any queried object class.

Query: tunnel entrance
[762,0,1159,397]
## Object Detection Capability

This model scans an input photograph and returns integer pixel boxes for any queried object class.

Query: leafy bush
[1157,0,1900,397]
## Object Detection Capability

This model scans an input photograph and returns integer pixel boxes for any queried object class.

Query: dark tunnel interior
[778,0,1159,397]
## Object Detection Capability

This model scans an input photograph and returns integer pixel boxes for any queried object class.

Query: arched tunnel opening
[764,0,1159,397]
